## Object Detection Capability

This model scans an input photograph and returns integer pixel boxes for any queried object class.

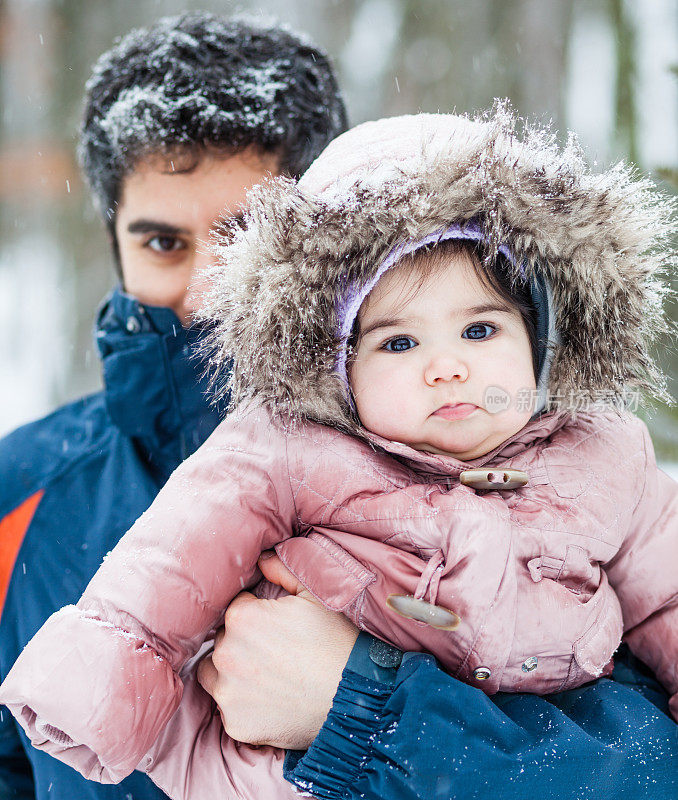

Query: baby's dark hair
[79,11,348,262]
[352,239,539,378]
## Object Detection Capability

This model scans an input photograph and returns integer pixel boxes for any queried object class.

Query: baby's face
[349,250,537,460]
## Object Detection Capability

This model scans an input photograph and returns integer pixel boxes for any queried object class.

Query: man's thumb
[258,551,309,596]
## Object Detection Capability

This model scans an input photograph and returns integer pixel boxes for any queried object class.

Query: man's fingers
[258,552,309,596]
[196,654,218,696]
[225,591,257,613]
[197,656,230,731]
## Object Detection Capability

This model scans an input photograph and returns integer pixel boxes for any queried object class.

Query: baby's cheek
[355,375,413,438]
[494,396,535,443]
[495,361,535,403]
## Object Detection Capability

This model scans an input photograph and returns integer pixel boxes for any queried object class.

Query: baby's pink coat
[1,405,677,798]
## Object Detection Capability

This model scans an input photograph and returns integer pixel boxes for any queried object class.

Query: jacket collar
[95,287,224,478]
[363,411,569,478]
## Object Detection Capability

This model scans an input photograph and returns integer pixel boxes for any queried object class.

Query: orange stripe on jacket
[0,490,44,619]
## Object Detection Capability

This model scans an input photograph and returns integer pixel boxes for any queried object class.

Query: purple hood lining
[335,221,520,397]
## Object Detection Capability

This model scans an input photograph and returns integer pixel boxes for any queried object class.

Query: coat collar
[95,287,224,478]
[363,411,569,478]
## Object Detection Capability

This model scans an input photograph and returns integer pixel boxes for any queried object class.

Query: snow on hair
[78,11,347,219]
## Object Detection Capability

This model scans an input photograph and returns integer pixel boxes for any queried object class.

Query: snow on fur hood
[199,103,676,430]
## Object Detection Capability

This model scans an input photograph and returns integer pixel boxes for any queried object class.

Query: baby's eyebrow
[359,316,411,338]
[466,302,515,316]
[360,302,514,337]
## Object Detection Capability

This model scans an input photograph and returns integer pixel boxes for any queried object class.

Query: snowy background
[1,0,677,466]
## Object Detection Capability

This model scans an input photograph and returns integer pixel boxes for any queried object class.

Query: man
[0,10,676,800]
[0,12,346,800]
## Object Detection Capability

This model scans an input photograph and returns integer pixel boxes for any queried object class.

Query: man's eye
[462,323,496,340]
[146,235,185,253]
[382,336,417,352]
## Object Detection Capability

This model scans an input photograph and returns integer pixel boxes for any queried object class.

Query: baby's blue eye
[382,335,417,352]
[462,323,496,340]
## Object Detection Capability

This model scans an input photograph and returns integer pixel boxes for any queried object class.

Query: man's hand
[197,552,359,750]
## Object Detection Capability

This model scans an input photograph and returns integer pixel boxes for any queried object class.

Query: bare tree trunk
[610,0,638,164]
[489,0,573,131]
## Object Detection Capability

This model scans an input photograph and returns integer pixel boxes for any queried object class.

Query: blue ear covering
[529,271,550,385]
[527,269,559,416]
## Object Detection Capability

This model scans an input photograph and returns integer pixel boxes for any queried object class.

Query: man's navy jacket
[1,288,676,800]
[0,289,221,800]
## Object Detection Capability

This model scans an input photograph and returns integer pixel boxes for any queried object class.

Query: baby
[1,108,676,796]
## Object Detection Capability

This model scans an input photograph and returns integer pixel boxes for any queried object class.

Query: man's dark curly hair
[79,11,348,242]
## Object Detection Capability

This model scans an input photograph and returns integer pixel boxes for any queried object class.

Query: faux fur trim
[198,103,675,430]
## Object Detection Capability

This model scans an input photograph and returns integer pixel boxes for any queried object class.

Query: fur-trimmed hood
[200,103,675,430]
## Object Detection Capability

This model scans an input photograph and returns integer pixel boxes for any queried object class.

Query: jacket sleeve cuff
[283,632,410,798]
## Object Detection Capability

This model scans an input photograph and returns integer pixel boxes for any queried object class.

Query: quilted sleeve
[604,418,678,721]
[140,665,299,800]
[0,407,297,784]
